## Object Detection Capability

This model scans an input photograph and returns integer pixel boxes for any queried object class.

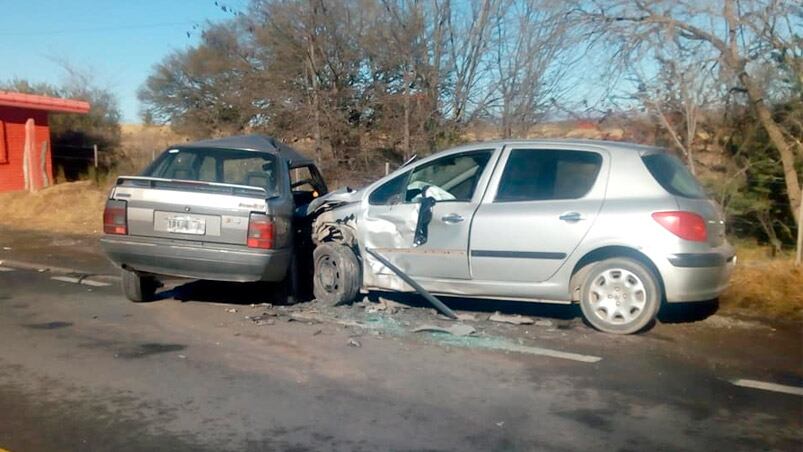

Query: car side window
[496,149,602,202]
[404,150,493,202]
[369,171,409,205]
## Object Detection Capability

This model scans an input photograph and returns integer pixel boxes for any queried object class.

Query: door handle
[559,212,585,222]
[441,213,464,224]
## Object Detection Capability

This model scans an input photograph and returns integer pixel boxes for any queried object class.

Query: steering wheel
[291,179,315,189]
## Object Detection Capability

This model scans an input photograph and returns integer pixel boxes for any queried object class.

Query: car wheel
[121,268,157,303]
[313,243,360,306]
[579,258,660,334]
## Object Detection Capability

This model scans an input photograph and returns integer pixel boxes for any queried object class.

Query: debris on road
[489,312,535,325]
[290,311,324,324]
[412,324,477,337]
[347,338,361,347]
[534,319,554,328]
[225,308,238,313]
[438,312,479,322]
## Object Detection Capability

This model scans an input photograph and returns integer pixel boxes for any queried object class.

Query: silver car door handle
[559,212,585,222]
[442,213,464,224]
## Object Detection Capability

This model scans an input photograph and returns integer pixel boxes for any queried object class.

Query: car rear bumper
[100,235,291,282]
[660,250,736,303]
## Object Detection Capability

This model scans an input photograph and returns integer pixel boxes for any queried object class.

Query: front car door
[361,147,500,280]
[470,146,608,283]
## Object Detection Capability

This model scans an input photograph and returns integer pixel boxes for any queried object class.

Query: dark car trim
[471,250,567,260]
[668,253,731,268]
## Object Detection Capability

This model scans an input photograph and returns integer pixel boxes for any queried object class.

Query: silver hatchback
[309,140,736,334]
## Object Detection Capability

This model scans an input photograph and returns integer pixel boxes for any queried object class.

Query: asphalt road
[0,263,800,451]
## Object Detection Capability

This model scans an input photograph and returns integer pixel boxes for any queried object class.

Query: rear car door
[470,147,607,282]
[362,148,498,280]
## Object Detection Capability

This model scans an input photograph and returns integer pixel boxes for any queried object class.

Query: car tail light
[652,211,707,242]
[247,213,274,249]
[103,199,128,235]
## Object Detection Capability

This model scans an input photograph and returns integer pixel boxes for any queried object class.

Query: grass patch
[0,181,106,235]
[720,245,802,321]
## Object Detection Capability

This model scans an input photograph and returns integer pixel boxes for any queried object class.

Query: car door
[362,147,498,280]
[470,147,608,283]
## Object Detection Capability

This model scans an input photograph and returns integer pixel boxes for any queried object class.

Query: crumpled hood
[303,187,363,216]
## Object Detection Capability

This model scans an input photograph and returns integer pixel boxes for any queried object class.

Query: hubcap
[317,255,340,293]
[588,268,647,325]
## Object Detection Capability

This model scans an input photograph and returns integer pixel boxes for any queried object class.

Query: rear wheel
[313,243,360,306]
[579,258,660,334]
[121,268,157,303]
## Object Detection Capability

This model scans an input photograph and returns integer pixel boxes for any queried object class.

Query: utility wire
[0,21,198,37]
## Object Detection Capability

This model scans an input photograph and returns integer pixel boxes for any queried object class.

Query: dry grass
[0,181,106,235]
[119,123,189,174]
[720,244,803,321]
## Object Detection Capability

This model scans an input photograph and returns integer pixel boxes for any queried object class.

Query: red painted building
[0,91,91,193]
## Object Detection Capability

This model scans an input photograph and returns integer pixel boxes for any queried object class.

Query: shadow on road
[154,280,290,305]
[152,278,719,326]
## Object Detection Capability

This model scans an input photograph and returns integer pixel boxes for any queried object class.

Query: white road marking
[51,276,81,284]
[484,343,602,363]
[731,379,803,396]
[0,266,15,272]
[51,275,112,287]
[80,279,111,287]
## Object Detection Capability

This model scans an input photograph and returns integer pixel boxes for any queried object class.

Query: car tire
[313,243,361,306]
[121,268,157,303]
[579,258,660,334]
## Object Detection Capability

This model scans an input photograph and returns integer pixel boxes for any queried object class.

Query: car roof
[446,138,664,155]
[177,135,315,167]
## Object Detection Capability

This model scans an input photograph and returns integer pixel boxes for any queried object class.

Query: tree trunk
[402,68,412,161]
[796,196,802,266]
[740,72,802,224]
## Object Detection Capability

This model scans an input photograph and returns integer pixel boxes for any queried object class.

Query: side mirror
[413,187,436,247]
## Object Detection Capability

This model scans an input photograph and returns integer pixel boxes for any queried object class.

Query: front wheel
[579,258,660,334]
[313,243,361,306]
[121,268,158,303]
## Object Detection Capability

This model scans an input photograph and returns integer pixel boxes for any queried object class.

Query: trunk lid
[112,177,269,246]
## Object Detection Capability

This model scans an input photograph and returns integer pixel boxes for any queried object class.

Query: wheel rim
[587,268,647,326]
[316,255,340,294]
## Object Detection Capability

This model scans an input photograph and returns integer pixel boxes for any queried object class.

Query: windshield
[641,153,706,199]
[145,148,279,194]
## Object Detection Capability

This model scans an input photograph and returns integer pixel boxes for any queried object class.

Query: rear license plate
[166,215,206,235]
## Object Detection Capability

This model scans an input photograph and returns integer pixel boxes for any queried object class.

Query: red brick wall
[0,106,52,192]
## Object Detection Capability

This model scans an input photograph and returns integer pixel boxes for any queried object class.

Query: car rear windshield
[145,148,279,194]
[641,153,705,199]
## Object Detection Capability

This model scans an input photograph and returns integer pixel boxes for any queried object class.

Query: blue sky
[0,0,244,122]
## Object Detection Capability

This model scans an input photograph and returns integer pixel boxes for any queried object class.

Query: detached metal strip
[365,248,458,320]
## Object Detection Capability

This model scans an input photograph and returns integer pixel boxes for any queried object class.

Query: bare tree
[571,0,803,224]
[491,0,574,138]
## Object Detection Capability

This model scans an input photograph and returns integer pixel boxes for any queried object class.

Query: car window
[496,149,602,202]
[197,155,217,183]
[146,148,278,193]
[642,153,705,199]
[369,171,409,205]
[404,150,493,202]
